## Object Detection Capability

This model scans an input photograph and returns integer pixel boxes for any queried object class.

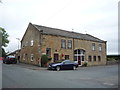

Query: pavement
[14,62,47,70]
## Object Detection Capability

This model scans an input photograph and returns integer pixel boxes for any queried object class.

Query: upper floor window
[61,39,66,49]
[68,40,72,49]
[31,40,34,46]
[92,43,95,51]
[99,44,102,51]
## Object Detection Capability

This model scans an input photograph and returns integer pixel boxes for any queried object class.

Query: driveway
[2,62,118,88]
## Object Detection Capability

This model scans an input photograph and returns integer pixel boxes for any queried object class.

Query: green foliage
[0,27,9,47]
[2,48,6,57]
[41,54,48,67]
[0,27,9,57]
[82,62,88,67]
[107,55,120,61]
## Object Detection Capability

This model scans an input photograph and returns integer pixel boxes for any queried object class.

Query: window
[92,43,95,51]
[46,48,51,57]
[22,45,25,48]
[26,41,28,46]
[74,56,77,61]
[99,44,102,51]
[31,40,34,46]
[98,56,101,61]
[31,54,34,61]
[88,56,92,62]
[93,56,96,61]
[82,56,84,61]
[65,55,69,59]
[61,39,66,49]
[68,40,72,49]
[23,54,25,60]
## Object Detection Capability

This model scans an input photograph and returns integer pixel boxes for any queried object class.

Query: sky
[0,0,119,55]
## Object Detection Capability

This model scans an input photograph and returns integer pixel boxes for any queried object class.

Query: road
[2,62,118,88]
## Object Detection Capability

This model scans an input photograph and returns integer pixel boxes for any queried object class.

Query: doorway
[74,49,85,66]
[54,54,59,62]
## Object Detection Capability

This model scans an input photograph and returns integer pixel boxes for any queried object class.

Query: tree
[0,27,9,57]
[41,55,48,67]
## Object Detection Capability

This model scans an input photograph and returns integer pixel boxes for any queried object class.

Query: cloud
[0,0,118,55]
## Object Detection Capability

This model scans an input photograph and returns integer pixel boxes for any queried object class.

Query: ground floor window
[93,56,96,61]
[82,56,84,61]
[65,55,69,60]
[98,56,101,62]
[23,54,25,60]
[31,54,34,61]
[74,56,77,61]
[88,56,92,62]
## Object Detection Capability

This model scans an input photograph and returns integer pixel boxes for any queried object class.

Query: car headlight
[52,64,57,67]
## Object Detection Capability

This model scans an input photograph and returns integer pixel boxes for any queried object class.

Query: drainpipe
[73,38,75,61]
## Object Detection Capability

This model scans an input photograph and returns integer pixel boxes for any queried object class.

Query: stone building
[20,23,107,66]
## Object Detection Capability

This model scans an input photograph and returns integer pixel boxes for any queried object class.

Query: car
[48,60,78,71]
[3,56,17,64]
[0,57,4,60]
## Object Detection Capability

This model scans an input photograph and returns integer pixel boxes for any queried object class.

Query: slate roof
[33,23,106,43]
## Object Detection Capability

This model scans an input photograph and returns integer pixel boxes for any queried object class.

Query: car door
[62,61,72,70]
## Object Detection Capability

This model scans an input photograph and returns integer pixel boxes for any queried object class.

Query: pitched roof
[32,23,106,43]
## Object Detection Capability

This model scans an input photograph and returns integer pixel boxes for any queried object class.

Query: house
[20,23,107,66]
[7,49,21,62]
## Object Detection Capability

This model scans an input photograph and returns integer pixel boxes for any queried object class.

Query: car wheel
[73,66,76,70]
[56,66,60,71]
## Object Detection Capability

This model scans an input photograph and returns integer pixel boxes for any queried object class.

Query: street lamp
[16,38,20,50]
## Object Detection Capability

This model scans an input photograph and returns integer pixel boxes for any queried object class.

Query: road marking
[103,82,114,86]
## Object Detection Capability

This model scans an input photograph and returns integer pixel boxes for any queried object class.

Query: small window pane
[68,40,72,49]
[61,39,66,49]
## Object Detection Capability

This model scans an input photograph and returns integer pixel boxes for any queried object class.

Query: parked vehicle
[48,60,78,71]
[0,57,4,60]
[3,56,17,64]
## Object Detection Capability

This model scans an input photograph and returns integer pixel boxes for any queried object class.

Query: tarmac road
[2,62,118,88]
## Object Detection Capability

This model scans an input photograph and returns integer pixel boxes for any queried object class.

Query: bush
[82,62,88,67]
[41,55,48,67]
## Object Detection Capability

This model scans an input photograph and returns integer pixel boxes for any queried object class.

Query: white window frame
[92,43,95,51]
[31,40,34,46]
[68,40,72,49]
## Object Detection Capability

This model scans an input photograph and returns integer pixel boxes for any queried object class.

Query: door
[78,56,81,65]
[54,54,59,62]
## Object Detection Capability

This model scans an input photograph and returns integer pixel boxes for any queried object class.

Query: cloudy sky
[0,0,119,55]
